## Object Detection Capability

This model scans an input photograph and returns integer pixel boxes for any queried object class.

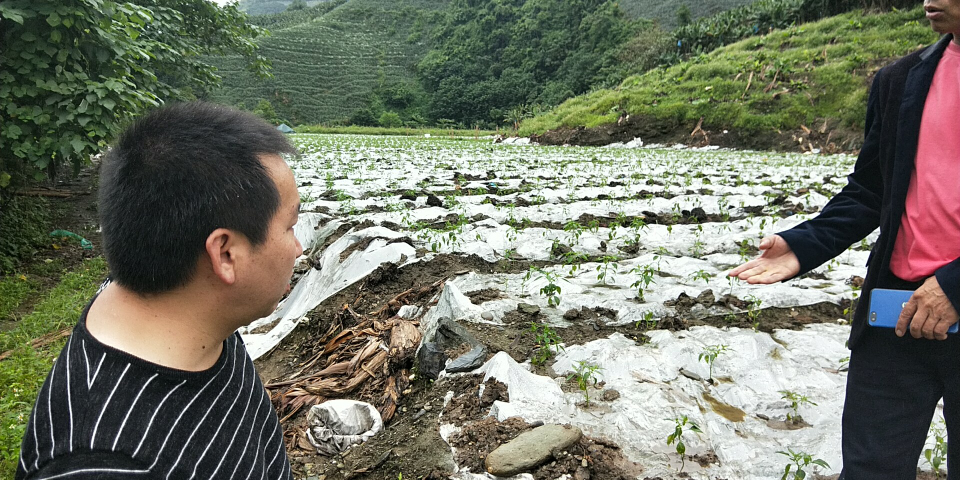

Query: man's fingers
[896,298,917,337]
[727,261,758,278]
[932,318,952,341]
[758,236,776,251]
[910,307,930,339]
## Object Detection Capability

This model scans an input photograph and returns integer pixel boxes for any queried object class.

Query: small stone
[602,389,620,402]
[426,194,444,207]
[574,466,591,480]
[581,458,589,467]
[481,311,495,321]
[424,404,433,411]
[336,463,344,469]
[679,368,704,382]
[402,407,408,412]
[403,388,412,395]
[485,424,582,477]
[517,303,541,315]
[563,308,580,320]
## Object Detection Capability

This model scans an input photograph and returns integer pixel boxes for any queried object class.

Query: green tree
[0,0,269,196]
[252,99,280,124]
[676,4,692,26]
[286,0,308,11]
[378,111,403,128]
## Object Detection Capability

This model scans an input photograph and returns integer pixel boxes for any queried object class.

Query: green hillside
[520,7,937,149]
[205,0,444,125]
[238,0,331,16]
[618,0,757,28]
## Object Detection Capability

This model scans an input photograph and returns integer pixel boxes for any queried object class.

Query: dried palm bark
[267,280,443,424]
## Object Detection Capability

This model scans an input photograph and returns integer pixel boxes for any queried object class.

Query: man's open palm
[728,235,800,284]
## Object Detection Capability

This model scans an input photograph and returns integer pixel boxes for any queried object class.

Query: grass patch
[519,7,936,138]
[0,197,51,274]
[0,257,107,478]
[0,275,38,323]
[293,125,499,137]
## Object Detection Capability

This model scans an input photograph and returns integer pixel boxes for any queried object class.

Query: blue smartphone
[868,288,959,333]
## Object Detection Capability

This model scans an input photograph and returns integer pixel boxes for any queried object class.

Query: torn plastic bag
[305,399,384,456]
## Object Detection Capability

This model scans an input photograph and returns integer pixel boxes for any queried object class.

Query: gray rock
[481,311,495,321]
[434,317,480,351]
[679,368,703,382]
[485,424,582,476]
[416,343,447,380]
[563,308,580,320]
[517,303,541,315]
[445,345,487,373]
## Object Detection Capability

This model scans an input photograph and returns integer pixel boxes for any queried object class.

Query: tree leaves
[0,0,268,190]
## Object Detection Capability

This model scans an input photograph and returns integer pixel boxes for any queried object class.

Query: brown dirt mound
[531,114,862,154]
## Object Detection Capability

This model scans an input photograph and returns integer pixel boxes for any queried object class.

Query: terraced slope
[206,0,444,125]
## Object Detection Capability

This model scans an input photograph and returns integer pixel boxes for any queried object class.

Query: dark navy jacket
[778,34,960,350]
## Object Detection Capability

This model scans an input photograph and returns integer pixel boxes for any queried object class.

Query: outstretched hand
[896,276,959,340]
[727,235,800,284]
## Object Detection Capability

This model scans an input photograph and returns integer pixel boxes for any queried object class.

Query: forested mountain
[210,0,917,127]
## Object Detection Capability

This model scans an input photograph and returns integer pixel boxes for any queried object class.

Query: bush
[378,111,403,128]
[0,197,50,274]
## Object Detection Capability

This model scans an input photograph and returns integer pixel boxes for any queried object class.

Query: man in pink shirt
[730,1,960,477]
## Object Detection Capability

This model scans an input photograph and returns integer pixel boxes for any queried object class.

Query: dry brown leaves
[267,280,444,424]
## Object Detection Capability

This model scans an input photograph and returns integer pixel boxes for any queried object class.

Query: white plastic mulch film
[248,135,946,479]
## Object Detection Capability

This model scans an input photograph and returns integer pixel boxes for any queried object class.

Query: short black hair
[99,102,297,294]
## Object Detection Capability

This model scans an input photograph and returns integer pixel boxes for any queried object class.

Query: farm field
[245,135,945,480]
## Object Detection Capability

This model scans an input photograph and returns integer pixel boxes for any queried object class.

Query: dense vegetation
[519,7,937,142]
[205,0,445,126]
[416,0,645,127]
[0,0,267,190]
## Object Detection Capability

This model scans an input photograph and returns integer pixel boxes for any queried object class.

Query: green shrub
[0,197,50,274]
[378,111,404,128]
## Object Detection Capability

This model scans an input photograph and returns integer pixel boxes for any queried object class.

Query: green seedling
[596,255,620,285]
[777,448,830,480]
[746,294,763,331]
[689,269,712,284]
[530,322,564,365]
[635,311,657,330]
[779,390,817,423]
[666,415,702,473]
[698,344,730,381]
[567,361,603,406]
[924,419,947,478]
[630,263,657,301]
[534,268,562,307]
[564,221,584,244]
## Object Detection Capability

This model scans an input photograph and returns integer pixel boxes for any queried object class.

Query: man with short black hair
[17,102,301,479]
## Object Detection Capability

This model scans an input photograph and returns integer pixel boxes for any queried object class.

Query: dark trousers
[840,324,960,479]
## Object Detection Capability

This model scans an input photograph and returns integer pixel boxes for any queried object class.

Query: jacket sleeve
[935,257,960,315]
[777,71,886,276]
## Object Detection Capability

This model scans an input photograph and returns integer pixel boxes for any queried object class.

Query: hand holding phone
[868,288,959,334]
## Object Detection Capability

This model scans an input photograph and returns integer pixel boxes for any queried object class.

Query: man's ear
[205,228,242,285]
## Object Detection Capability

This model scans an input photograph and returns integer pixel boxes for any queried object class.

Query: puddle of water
[702,391,746,422]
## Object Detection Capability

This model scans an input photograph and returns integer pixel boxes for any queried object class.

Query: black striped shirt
[16,301,292,480]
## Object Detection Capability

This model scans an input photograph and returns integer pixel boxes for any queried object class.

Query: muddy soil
[531,114,863,154]
[257,252,852,480]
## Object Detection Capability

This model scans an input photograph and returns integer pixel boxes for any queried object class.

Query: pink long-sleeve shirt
[890,41,960,281]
